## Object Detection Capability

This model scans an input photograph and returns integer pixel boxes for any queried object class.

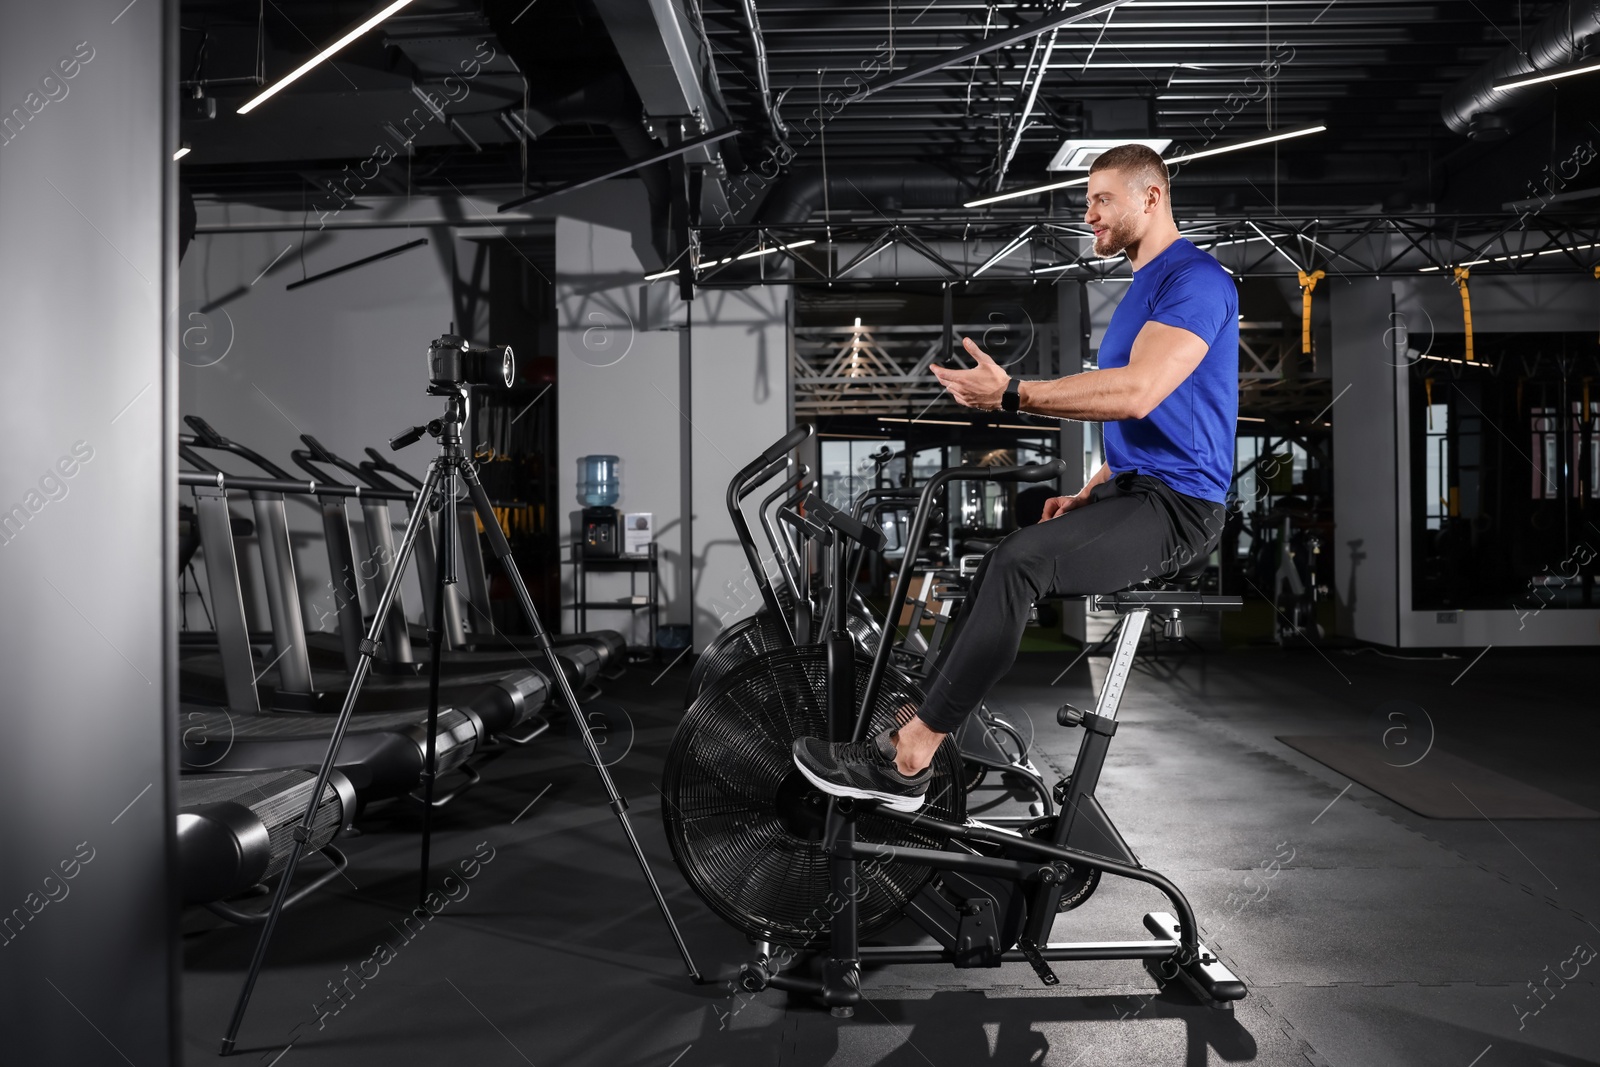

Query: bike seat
[1090,554,1240,613]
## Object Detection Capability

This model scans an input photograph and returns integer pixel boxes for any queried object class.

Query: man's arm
[931,323,1210,419]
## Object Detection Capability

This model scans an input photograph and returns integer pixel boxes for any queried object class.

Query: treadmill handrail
[362,446,425,491]
[179,470,416,502]
[182,416,296,481]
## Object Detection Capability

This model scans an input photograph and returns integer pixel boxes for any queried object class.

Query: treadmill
[290,432,621,688]
[177,416,549,728]
[177,769,353,924]
[176,463,546,791]
[174,491,543,926]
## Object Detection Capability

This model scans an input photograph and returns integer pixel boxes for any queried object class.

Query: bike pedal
[1017,939,1059,986]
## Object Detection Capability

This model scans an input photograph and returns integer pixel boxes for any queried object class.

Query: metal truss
[793,321,1060,417]
[792,317,1326,417]
[688,213,1600,287]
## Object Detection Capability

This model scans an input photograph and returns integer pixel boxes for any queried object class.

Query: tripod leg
[220,459,446,1055]
[419,498,451,907]
[457,459,703,982]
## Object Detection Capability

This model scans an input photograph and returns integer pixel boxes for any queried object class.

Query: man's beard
[1094,217,1137,257]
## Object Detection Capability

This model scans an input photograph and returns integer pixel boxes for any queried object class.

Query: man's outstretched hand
[931,337,1009,411]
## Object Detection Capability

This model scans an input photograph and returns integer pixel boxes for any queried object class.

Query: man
[792,143,1238,811]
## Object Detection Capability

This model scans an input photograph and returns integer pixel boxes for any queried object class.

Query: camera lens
[429,337,515,389]
[463,344,514,388]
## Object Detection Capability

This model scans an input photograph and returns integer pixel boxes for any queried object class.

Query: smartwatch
[1001,378,1022,413]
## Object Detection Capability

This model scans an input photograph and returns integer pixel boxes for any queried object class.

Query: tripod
[221,378,701,1055]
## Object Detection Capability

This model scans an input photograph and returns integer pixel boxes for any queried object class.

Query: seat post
[1092,607,1148,724]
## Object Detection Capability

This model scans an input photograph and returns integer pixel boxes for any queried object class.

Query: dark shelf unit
[566,541,659,655]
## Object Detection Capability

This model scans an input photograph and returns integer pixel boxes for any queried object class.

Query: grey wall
[179,210,483,634]
[0,1,178,1062]
[688,287,790,645]
[180,182,790,658]
[554,190,787,649]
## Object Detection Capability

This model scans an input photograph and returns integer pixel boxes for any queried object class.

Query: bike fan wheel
[684,611,792,703]
[662,646,966,949]
[686,586,881,704]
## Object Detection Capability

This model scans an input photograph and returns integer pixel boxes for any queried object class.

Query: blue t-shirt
[1098,237,1238,503]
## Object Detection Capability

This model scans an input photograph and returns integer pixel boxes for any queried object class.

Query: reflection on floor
[182,624,1600,1066]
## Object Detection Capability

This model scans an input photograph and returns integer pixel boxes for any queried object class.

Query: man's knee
[984,535,1044,594]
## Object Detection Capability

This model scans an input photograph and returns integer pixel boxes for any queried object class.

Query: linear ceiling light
[1492,58,1600,92]
[238,0,419,115]
[966,175,1090,209]
[172,144,191,161]
[972,226,1037,277]
[1418,241,1599,272]
[966,124,1327,209]
[645,239,817,281]
[878,416,970,427]
[737,239,817,260]
[838,239,896,278]
[1163,123,1327,165]
[1414,354,1493,369]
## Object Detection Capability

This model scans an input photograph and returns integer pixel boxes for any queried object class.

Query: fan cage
[663,645,966,949]
[685,585,881,703]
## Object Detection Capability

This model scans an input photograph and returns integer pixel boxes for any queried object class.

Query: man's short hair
[1089,144,1170,194]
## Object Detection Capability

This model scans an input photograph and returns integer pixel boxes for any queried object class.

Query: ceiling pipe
[1441,0,1600,140]
[740,0,788,145]
[757,166,983,226]
[509,71,674,256]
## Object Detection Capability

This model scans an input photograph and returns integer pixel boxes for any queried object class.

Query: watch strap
[1002,378,1021,413]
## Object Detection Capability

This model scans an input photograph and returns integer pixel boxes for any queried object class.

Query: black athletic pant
[916,472,1224,734]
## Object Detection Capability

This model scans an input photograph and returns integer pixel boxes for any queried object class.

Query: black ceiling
[178,0,1599,224]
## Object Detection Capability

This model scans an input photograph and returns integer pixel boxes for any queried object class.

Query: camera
[427,334,515,389]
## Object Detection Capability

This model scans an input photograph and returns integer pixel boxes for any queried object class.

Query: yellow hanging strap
[1297,269,1325,354]
[1425,378,1434,429]
[1453,266,1474,362]
[1594,266,1600,342]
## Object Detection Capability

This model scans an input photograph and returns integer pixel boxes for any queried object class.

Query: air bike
[686,424,879,703]
[662,452,1247,1014]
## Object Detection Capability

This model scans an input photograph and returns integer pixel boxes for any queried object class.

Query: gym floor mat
[1275,735,1600,819]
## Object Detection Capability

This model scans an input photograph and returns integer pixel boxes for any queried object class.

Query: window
[1423,402,1450,530]
[1531,406,1558,499]
[1572,398,1598,500]
[820,439,904,509]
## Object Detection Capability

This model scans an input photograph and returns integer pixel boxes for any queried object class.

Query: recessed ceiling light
[1046,138,1173,172]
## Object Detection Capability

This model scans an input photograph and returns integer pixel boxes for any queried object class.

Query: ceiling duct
[1441,0,1600,139]
[757,167,983,226]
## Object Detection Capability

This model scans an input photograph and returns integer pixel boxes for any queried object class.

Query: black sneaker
[791,731,930,812]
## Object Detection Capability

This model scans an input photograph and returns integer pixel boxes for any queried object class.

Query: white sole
[793,758,927,813]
